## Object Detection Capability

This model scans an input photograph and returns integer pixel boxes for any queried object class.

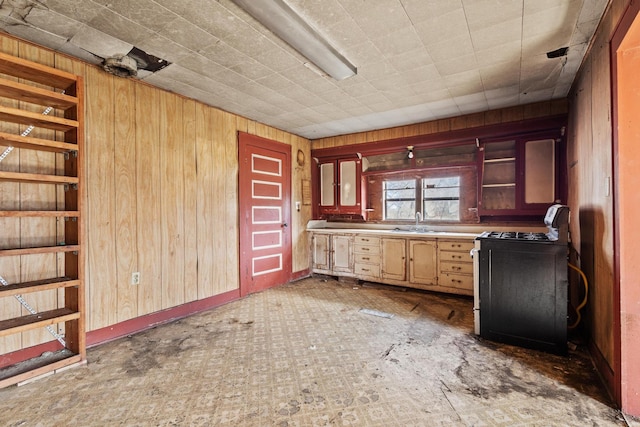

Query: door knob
[282,223,288,228]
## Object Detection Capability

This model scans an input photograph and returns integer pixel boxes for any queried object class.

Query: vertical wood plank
[195,103,214,299]
[183,98,198,303]
[222,113,239,293]
[85,66,116,331]
[160,91,185,308]
[211,109,227,295]
[114,77,137,323]
[135,84,162,315]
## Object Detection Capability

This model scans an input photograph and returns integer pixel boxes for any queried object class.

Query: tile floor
[0,277,634,426]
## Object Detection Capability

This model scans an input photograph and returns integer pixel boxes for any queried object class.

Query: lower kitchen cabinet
[332,234,354,274]
[354,236,381,279]
[437,240,474,295]
[310,231,476,296]
[312,233,331,272]
[409,240,437,285]
[381,238,406,281]
[310,232,354,275]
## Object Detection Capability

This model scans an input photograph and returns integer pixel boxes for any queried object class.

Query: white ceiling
[0,0,608,139]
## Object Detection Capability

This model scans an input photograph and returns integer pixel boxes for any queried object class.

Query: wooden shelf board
[0,51,78,89]
[0,106,78,131]
[0,210,79,218]
[0,308,80,338]
[484,157,516,163]
[0,277,80,298]
[0,351,83,389]
[0,131,78,153]
[482,183,516,188]
[0,245,80,257]
[0,77,78,110]
[0,171,78,185]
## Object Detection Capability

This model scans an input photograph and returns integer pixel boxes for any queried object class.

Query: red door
[239,133,291,296]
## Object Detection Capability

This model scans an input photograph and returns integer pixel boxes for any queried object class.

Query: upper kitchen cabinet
[479,132,564,217]
[314,156,363,219]
[311,115,566,222]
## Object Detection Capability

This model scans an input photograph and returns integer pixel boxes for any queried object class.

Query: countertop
[307,227,479,239]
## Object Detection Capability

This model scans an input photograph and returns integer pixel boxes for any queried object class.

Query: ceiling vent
[103,54,138,77]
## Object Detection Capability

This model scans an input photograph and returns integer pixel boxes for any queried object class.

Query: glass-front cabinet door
[339,159,357,207]
[319,162,335,207]
[317,157,362,217]
[479,134,562,217]
[524,138,556,206]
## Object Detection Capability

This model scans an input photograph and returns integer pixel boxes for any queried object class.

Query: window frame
[381,172,463,222]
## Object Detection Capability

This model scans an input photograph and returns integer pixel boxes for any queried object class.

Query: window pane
[422,177,460,221]
[383,179,415,220]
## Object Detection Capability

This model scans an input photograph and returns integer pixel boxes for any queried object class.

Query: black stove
[479,231,551,241]
[472,204,570,354]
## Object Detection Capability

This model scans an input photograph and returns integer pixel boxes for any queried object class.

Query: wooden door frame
[238,132,292,297]
[611,0,640,415]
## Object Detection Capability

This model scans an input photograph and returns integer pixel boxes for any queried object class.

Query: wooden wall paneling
[113,77,137,323]
[135,84,162,316]
[591,37,615,367]
[291,135,311,273]
[239,117,252,134]
[182,98,198,303]
[211,110,227,295]
[160,91,185,309]
[195,103,214,299]
[17,44,59,347]
[85,66,116,331]
[0,36,21,355]
[222,112,239,293]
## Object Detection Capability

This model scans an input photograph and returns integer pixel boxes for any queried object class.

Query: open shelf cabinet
[0,51,85,388]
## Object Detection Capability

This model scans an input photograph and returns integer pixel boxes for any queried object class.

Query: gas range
[471,204,570,354]
[477,204,570,245]
[478,231,551,242]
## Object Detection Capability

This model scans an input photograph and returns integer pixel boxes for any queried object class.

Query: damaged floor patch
[359,308,394,318]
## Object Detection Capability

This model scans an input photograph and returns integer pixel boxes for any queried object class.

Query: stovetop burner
[481,231,550,241]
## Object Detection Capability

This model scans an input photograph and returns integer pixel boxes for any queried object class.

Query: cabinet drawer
[355,236,380,245]
[439,250,472,263]
[439,240,474,252]
[439,261,473,275]
[354,244,380,255]
[355,253,380,264]
[439,273,473,291]
[355,263,380,277]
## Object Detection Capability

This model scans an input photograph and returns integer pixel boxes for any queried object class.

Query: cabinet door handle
[362,257,370,260]
[362,247,369,251]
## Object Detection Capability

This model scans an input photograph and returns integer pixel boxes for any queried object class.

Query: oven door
[471,239,481,335]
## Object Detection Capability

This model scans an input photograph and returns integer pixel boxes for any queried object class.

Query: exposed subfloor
[0,276,633,426]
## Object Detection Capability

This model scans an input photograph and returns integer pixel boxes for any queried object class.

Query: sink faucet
[415,211,422,227]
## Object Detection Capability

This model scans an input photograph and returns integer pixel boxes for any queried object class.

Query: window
[383,179,416,220]
[422,177,460,221]
[382,175,461,221]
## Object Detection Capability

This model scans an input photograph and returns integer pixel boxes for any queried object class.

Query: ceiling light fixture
[231,0,357,80]
[407,146,414,159]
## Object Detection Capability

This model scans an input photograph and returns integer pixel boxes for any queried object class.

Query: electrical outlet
[131,272,140,285]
